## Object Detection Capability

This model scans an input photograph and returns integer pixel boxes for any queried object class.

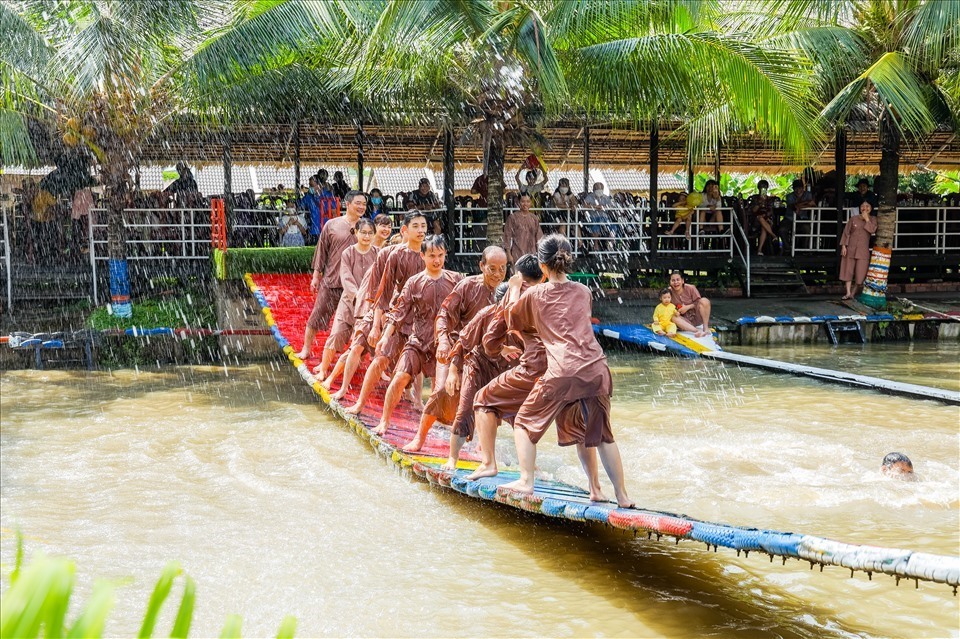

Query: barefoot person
[325,231,406,397]
[313,218,378,379]
[295,190,366,360]
[501,234,633,508]
[668,271,712,338]
[839,201,877,300]
[442,283,521,470]
[404,246,508,451]
[373,235,462,435]
[343,211,429,415]
[467,254,546,480]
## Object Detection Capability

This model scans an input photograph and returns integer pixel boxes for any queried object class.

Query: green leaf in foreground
[275,615,297,639]
[138,562,181,639]
[169,575,196,639]
[219,614,243,639]
[66,581,115,639]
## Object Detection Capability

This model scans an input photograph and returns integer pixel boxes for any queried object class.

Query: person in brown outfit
[839,201,878,300]
[325,228,407,397]
[295,190,366,360]
[503,192,543,264]
[403,246,508,451]
[373,235,463,436]
[501,234,633,508]
[342,211,428,413]
[314,218,378,379]
[467,254,547,481]
[441,282,522,470]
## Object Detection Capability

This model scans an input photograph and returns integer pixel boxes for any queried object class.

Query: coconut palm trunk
[486,133,506,246]
[102,162,134,317]
[857,117,900,309]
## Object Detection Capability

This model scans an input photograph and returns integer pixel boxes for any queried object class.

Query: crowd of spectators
[7,159,957,262]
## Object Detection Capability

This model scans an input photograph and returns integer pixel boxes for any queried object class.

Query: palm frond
[900,0,960,76]
[822,50,940,135]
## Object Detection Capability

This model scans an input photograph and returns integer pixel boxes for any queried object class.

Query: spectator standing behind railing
[164,161,201,208]
[300,176,323,244]
[331,171,351,199]
[503,192,543,264]
[581,182,614,249]
[515,165,547,200]
[471,173,489,208]
[408,177,442,234]
[278,203,307,247]
[367,188,390,220]
[852,178,879,210]
[549,177,576,235]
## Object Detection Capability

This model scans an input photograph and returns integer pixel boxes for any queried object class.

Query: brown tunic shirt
[386,270,463,351]
[311,215,358,288]
[484,289,546,381]
[436,274,496,349]
[338,244,378,318]
[452,303,513,377]
[840,214,878,260]
[508,281,611,400]
[503,211,543,263]
[669,283,704,327]
[373,245,424,312]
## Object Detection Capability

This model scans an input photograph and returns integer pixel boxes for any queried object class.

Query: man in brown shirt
[326,233,405,398]
[405,246,508,451]
[295,191,365,359]
[668,271,712,337]
[342,211,429,414]
[372,236,462,437]
[468,254,547,480]
[503,193,543,264]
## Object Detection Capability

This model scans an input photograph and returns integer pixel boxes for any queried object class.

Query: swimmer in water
[881,452,915,479]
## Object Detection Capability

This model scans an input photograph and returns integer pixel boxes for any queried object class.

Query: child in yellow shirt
[652,288,678,336]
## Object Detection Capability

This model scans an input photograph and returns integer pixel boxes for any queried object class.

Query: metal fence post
[3,209,12,313]
[88,210,97,304]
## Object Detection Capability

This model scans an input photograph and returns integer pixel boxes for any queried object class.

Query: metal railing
[790,207,854,256]
[452,206,650,258]
[231,208,288,247]
[1,209,11,312]
[655,207,737,254]
[894,206,960,254]
[89,208,211,261]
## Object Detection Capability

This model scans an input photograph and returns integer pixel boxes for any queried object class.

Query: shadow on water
[389,468,870,639]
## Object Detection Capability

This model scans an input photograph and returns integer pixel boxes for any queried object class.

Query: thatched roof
[137,121,960,173]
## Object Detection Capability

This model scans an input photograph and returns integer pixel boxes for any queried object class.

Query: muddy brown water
[1,348,957,637]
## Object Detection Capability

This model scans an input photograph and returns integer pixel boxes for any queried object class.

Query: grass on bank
[87,287,216,331]
[219,247,313,280]
[0,534,296,639]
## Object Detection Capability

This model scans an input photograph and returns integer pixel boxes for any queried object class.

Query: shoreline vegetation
[1,533,297,639]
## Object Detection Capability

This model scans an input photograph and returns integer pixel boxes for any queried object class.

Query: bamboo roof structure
[137,121,960,174]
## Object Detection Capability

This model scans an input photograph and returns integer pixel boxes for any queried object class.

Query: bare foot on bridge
[500,478,534,494]
[402,437,424,452]
[466,463,498,480]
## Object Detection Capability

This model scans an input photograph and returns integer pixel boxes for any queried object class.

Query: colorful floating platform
[594,322,960,405]
[246,272,959,592]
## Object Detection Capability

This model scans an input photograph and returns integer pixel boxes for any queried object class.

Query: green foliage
[932,170,960,195]
[1,536,296,638]
[224,246,314,280]
[87,288,216,331]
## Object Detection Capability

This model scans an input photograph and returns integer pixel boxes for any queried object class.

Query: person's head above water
[881,452,914,478]
[514,253,543,283]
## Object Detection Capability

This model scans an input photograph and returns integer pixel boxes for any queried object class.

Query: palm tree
[348,0,823,246]
[760,0,959,307]
[0,0,347,315]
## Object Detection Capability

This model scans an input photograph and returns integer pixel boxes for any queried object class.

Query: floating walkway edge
[246,273,960,592]
[595,323,960,405]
